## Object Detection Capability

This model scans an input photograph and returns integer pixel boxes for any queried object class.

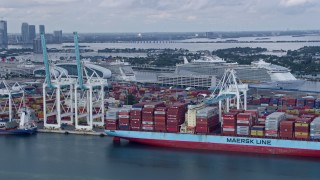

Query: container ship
[105,98,320,157]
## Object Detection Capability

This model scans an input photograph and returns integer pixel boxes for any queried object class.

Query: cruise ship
[176,56,304,89]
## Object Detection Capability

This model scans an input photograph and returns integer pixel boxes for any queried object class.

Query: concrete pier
[37,129,106,136]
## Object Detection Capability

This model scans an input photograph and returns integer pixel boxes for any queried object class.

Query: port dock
[37,129,106,136]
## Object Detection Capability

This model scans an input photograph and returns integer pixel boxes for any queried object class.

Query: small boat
[0,108,37,135]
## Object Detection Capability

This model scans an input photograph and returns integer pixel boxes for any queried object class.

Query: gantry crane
[41,34,77,129]
[73,32,107,131]
[181,69,248,133]
[0,80,25,122]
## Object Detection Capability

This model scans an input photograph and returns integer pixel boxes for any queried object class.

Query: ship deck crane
[73,32,107,131]
[41,34,76,129]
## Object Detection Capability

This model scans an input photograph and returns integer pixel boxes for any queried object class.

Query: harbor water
[0,133,319,180]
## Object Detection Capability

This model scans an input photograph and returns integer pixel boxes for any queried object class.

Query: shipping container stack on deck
[265,112,286,137]
[250,125,265,136]
[305,98,315,109]
[154,107,167,132]
[236,113,252,136]
[118,108,131,130]
[310,117,320,140]
[105,109,119,130]
[260,97,270,106]
[269,98,279,107]
[294,117,312,139]
[130,103,145,131]
[166,103,188,133]
[296,98,305,107]
[286,98,297,108]
[195,107,219,134]
[222,112,238,136]
[279,120,295,139]
[142,102,165,131]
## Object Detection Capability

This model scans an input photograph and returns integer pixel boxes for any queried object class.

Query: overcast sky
[1,0,320,33]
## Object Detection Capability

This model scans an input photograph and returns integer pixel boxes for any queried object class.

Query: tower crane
[41,34,76,129]
[73,32,107,131]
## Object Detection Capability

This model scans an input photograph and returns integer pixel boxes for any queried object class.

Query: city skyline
[0,0,320,33]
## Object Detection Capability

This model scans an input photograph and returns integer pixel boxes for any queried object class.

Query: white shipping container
[154,111,166,115]
[223,128,235,131]
[142,121,154,125]
[265,133,278,137]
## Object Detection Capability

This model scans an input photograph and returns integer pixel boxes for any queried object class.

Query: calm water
[0,134,319,180]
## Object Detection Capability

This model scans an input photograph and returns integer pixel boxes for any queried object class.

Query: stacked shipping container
[130,103,145,131]
[310,117,320,140]
[166,103,188,132]
[154,107,167,132]
[142,102,165,131]
[265,112,286,137]
[280,120,294,138]
[236,113,252,136]
[222,112,238,135]
[294,118,312,139]
[118,108,131,130]
[105,109,119,130]
[195,107,219,134]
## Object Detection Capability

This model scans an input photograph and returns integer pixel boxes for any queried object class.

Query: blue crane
[40,33,52,88]
[73,32,85,90]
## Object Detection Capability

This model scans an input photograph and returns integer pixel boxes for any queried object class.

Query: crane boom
[73,32,84,90]
[40,33,52,88]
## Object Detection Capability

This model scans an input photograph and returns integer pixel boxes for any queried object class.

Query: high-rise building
[53,30,63,43]
[28,25,36,42]
[21,22,29,43]
[39,25,45,35]
[33,38,42,53]
[0,20,8,48]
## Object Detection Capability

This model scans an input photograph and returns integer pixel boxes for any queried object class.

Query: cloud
[280,0,313,7]
[0,0,319,33]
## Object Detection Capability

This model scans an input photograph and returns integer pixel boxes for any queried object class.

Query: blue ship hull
[0,127,37,135]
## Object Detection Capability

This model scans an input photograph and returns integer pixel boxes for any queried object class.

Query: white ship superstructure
[175,56,297,83]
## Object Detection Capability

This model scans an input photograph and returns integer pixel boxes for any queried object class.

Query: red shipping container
[130,120,141,125]
[106,122,118,130]
[130,126,141,131]
[295,127,309,132]
[300,114,317,120]
[130,110,142,115]
[155,121,166,126]
[280,132,293,138]
[166,126,180,133]
[222,130,236,136]
[119,112,130,115]
[130,115,141,120]
[229,109,244,113]
[155,107,167,111]
[154,126,166,132]
[142,116,154,121]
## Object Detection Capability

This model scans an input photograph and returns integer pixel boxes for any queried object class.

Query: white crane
[41,34,76,129]
[73,32,107,131]
[182,69,248,133]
